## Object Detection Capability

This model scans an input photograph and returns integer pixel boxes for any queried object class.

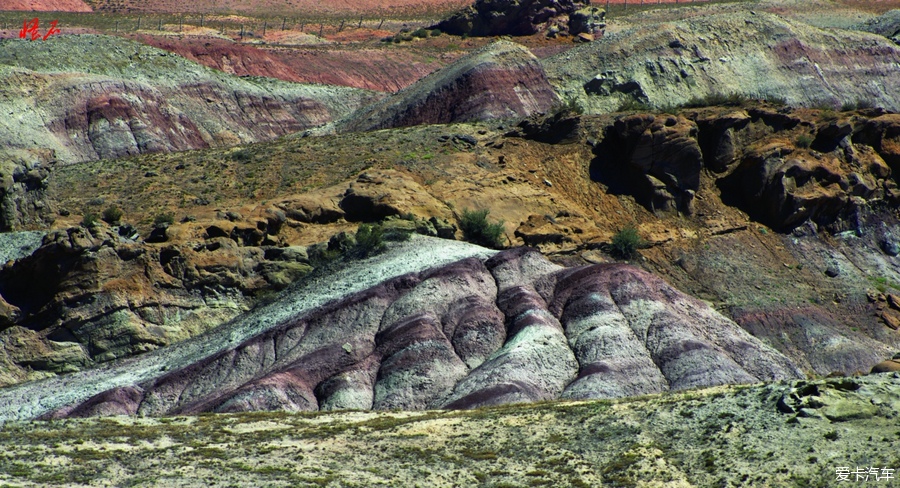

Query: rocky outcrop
[0,153,56,231]
[592,113,702,215]
[0,35,380,166]
[545,11,900,113]
[0,220,311,385]
[435,0,603,37]
[336,41,559,132]
[853,9,900,45]
[720,110,900,231]
[556,106,900,230]
[0,241,802,420]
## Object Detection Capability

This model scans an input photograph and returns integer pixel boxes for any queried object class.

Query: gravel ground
[0,231,45,265]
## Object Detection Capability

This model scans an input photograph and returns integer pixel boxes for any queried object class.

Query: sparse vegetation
[795,134,814,148]
[153,212,175,228]
[616,97,652,112]
[81,212,98,228]
[459,208,506,249]
[682,92,751,108]
[102,205,123,225]
[610,224,646,259]
[353,223,385,258]
[841,99,874,111]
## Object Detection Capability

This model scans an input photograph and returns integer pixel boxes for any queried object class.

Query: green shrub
[682,92,750,108]
[617,98,652,112]
[610,225,646,259]
[795,134,813,149]
[153,212,174,228]
[430,29,442,37]
[102,205,123,224]
[412,28,429,38]
[81,212,98,228]
[459,209,506,249]
[231,148,253,163]
[354,223,385,257]
[841,99,874,111]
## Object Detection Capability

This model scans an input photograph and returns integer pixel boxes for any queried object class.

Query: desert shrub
[683,92,750,108]
[610,225,646,259]
[153,212,175,228]
[430,29,441,37]
[231,148,253,163]
[81,212,98,228]
[381,36,394,43]
[795,134,813,149]
[811,100,837,111]
[841,99,874,111]
[354,223,385,257]
[459,209,506,249]
[616,98,651,112]
[412,28,429,38]
[555,97,584,115]
[764,95,788,106]
[102,205,123,224]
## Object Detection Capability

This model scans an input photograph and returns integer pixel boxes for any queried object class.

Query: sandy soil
[0,0,92,12]
[82,0,470,15]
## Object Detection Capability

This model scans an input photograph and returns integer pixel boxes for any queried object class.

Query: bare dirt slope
[0,0,92,12]
[0,35,379,166]
[82,0,469,15]
[336,40,559,132]
[136,35,459,92]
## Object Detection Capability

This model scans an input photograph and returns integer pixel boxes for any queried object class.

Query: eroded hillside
[0,102,898,396]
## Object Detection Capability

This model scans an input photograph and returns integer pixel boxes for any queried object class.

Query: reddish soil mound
[84,0,468,15]
[270,48,453,92]
[1,0,92,11]
[135,35,457,92]
[135,36,307,83]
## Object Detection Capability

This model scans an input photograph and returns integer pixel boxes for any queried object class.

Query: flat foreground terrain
[1,373,898,487]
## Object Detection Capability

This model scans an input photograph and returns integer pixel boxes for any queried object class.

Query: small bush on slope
[610,224,646,259]
[459,209,506,249]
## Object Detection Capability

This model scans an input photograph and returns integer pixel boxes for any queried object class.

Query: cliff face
[337,41,559,132]
[545,11,900,114]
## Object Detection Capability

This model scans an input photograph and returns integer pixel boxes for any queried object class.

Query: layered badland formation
[2,0,900,485]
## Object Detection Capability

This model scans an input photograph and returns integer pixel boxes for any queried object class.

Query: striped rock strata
[26,245,802,419]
